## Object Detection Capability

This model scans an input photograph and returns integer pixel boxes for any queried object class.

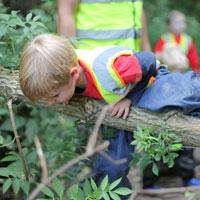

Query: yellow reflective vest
[75,46,138,104]
[161,32,191,54]
[75,0,143,51]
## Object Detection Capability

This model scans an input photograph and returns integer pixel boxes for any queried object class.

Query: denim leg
[93,129,134,199]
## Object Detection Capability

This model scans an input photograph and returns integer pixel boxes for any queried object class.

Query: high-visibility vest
[161,32,191,54]
[75,0,143,52]
[75,46,139,104]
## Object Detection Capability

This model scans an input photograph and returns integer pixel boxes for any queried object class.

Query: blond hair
[19,34,78,102]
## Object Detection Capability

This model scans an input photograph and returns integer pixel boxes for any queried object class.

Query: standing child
[19,34,200,198]
[154,10,199,73]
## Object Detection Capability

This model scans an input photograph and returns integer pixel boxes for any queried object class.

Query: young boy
[19,34,200,197]
[154,10,199,73]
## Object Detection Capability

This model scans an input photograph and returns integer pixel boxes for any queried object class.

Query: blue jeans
[93,129,134,200]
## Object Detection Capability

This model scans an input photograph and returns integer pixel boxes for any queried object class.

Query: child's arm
[113,51,158,87]
[57,0,77,38]
[134,51,158,80]
[110,51,158,119]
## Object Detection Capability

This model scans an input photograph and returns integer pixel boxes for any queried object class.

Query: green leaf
[71,184,79,195]
[0,119,12,131]
[130,140,138,145]
[131,152,142,159]
[0,14,9,21]
[21,181,30,195]
[155,153,161,161]
[7,18,22,27]
[26,151,38,165]
[83,179,92,194]
[109,178,122,191]
[139,158,152,172]
[36,199,49,200]
[171,144,183,151]
[129,158,140,167]
[33,16,40,22]
[5,168,16,177]
[102,191,110,200]
[52,177,64,198]
[168,133,176,138]
[91,178,98,193]
[152,162,159,176]
[23,27,29,35]
[168,159,174,168]
[11,10,19,15]
[0,135,4,144]
[170,153,179,159]
[12,178,21,195]
[26,13,32,22]
[162,155,169,163]
[25,119,39,142]
[113,187,132,195]
[1,156,18,162]
[41,185,54,198]
[0,167,12,177]
[0,24,7,38]
[109,191,121,200]
[77,188,85,199]
[100,175,108,191]
[3,178,12,193]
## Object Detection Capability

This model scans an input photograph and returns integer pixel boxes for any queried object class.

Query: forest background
[0,0,200,199]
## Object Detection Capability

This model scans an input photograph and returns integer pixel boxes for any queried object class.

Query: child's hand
[109,98,131,119]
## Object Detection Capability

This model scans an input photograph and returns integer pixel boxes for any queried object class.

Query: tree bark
[1,67,200,147]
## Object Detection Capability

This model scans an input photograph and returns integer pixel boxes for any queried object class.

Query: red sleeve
[113,55,142,84]
[187,40,199,73]
[154,38,165,53]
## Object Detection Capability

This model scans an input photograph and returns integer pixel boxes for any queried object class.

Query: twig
[136,185,200,195]
[86,104,111,154]
[73,167,91,184]
[27,141,109,200]
[128,191,138,200]
[99,150,127,165]
[7,99,29,181]
[34,136,48,182]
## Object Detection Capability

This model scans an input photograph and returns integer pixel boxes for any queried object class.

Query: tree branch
[1,67,200,147]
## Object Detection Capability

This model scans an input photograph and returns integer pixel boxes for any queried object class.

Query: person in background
[154,10,199,73]
[57,0,151,52]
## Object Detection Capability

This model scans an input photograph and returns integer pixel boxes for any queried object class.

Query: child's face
[46,78,75,105]
[169,14,186,35]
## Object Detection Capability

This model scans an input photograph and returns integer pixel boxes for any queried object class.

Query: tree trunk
[1,67,200,147]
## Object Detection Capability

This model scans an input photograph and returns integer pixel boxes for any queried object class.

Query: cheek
[60,90,74,102]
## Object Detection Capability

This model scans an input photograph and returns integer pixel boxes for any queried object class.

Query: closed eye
[52,94,59,98]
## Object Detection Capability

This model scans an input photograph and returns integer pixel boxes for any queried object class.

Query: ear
[70,67,79,81]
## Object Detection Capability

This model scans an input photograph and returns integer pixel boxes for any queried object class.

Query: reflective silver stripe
[135,29,142,39]
[76,28,142,40]
[93,46,133,94]
[81,0,142,3]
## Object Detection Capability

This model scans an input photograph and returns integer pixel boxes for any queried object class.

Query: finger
[111,105,120,116]
[115,107,124,118]
[123,107,130,119]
